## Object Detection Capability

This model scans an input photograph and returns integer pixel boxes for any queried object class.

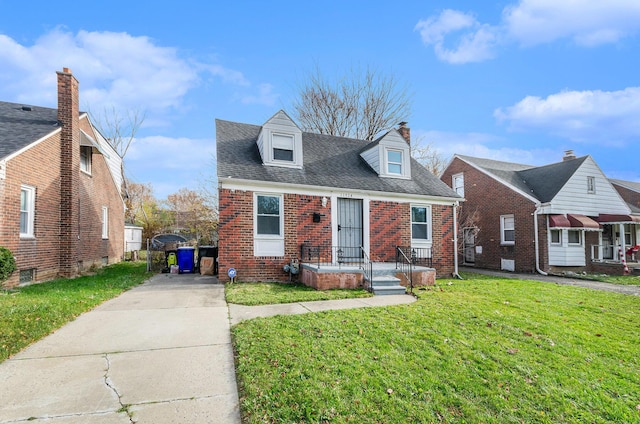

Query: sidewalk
[0,273,241,424]
[0,274,416,423]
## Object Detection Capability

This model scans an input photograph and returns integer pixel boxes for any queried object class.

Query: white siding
[360,145,380,173]
[548,229,586,266]
[378,131,411,178]
[545,157,630,215]
[259,110,303,168]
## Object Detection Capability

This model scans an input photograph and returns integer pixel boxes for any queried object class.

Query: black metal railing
[395,246,433,268]
[300,244,364,269]
[360,246,373,293]
[395,246,414,295]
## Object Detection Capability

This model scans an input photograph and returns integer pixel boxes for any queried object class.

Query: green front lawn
[225,281,372,306]
[232,274,640,423]
[0,262,148,362]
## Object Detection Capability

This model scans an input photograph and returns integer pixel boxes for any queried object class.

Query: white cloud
[416,1,640,63]
[503,0,640,46]
[415,10,499,64]
[494,87,640,145]
[0,28,267,116]
[240,83,279,106]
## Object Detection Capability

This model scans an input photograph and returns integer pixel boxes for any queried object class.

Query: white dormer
[257,110,303,169]
[360,129,411,179]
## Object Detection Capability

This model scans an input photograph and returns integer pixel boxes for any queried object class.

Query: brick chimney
[57,67,80,277]
[563,149,576,161]
[397,121,410,145]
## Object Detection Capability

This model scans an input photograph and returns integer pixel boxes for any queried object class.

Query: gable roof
[609,178,640,193]
[0,101,60,160]
[456,154,589,203]
[217,118,460,199]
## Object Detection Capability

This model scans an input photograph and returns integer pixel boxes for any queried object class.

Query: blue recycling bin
[177,247,195,274]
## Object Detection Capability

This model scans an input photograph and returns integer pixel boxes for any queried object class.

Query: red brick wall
[369,201,410,262]
[442,157,539,273]
[432,204,455,276]
[613,184,640,210]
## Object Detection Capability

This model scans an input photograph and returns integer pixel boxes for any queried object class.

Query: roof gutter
[533,205,548,275]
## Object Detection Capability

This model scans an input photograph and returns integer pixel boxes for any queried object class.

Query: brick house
[0,68,125,288]
[216,111,462,290]
[441,151,640,275]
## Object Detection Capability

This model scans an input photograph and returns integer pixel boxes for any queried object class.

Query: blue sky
[1,0,639,199]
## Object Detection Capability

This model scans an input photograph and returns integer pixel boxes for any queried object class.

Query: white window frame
[254,193,285,256]
[568,229,582,245]
[500,214,515,245]
[587,176,595,194]
[550,229,562,245]
[101,206,109,239]
[411,205,432,243]
[386,148,404,175]
[452,173,464,197]
[271,133,294,163]
[20,185,36,238]
[80,145,92,174]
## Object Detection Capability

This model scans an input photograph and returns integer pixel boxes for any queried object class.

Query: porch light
[321,196,328,208]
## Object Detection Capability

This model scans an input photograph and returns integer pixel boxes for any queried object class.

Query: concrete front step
[369,276,406,296]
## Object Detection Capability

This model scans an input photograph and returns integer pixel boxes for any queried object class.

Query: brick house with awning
[441,150,639,275]
[216,111,462,290]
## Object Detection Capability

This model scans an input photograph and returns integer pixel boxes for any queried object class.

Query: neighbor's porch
[299,244,436,295]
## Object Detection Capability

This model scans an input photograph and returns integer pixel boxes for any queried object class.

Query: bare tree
[165,188,218,245]
[293,66,412,141]
[410,134,448,177]
[90,106,145,194]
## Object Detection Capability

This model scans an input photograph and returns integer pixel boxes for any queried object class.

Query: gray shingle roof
[217,119,460,199]
[458,154,589,203]
[0,101,60,160]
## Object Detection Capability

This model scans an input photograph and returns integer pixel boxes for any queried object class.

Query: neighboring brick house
[216,111,462,287]
[0,68,125,288]
[441,151,640,275]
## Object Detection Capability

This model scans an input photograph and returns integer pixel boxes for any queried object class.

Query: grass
[586,274,640,286]
[232,273,640,423]
[225,281,372,306]
[0,261,148,362]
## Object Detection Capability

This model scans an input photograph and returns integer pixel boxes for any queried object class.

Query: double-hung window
[20,185,35,238]
[568,230,581,245]
[272,134,294,162]
[411,206,430,241]
[386,149,403,175]
[587,176,595,194]
[80,146,92,174]
[550,229,561,245]
[452,173,464,197]
[500,214,515,245]
[254,193,284,256]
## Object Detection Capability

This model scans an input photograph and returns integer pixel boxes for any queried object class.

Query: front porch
[299,244,436,295]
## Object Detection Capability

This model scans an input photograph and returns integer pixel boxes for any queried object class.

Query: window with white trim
[550,229,561,245]
[101,206,109,239]
[80,146,92,174]
[272,134,294,162]
[256,195,282,236]
[452,173,464,197]
[20,185,35,238]
[411,206,431,241]
[386,149,403,175]
[568,230,581,245]
[587,176,595,194]
[500,214,515,245]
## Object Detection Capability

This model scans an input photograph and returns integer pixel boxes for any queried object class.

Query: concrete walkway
[0,273,241,424]
[460,266,640,296]
[0,273,416,424]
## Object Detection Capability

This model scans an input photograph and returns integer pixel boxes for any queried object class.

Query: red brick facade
[441,157,540,273]
[218,189,456,283]
[0,69,124,288]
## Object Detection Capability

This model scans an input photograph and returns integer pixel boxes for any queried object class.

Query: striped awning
[549,214,600,230]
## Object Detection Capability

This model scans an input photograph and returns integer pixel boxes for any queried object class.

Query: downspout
[452,201,463,279]
[533,205,548,275]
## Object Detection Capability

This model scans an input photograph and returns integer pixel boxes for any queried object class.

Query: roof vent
[21,106,32,112]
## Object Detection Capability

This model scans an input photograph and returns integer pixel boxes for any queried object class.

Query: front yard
[231,273,640,423]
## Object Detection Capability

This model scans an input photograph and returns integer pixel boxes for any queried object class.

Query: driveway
[0,273,241,424]
[460,266,640,296]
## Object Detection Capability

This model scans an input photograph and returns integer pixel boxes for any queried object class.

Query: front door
[337,198,363,262]
[463,227,476,264]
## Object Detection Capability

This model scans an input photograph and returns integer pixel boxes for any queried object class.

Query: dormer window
[387,149,403,175]
[272,133,294,162]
